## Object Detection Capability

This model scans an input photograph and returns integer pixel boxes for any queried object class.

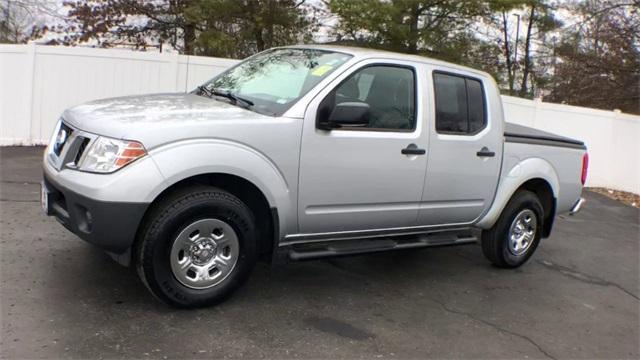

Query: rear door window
[433,72,486,135]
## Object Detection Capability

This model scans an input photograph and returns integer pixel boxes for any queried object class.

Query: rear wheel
[481,190,543,268]
[136,186,258,308]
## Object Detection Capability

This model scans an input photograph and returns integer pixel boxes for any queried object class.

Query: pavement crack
[537,260,639,301]
[429,297,557,360]
[0,199,39,203]
[0,180,40,185]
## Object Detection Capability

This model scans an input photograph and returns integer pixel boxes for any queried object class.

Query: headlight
[47,119,62,153]
[78,136,147,173]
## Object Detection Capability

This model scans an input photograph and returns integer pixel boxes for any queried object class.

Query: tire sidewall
[140,190,257,307]
[499,192,544,267]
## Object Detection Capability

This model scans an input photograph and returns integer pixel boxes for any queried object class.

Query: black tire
[136,186,258,308]
[481,190,544,268]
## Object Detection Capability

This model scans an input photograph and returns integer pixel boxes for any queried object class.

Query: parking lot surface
[1,146,638,359]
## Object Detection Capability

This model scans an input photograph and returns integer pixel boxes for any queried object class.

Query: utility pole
[513,13,521,90]
[551,35,557,99]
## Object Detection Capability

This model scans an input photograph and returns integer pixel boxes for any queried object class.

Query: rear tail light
[581,152,589,185]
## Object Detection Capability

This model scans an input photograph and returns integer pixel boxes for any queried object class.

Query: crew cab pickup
[42,45,587,307]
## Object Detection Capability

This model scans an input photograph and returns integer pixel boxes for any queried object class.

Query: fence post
[183,55,190,93]
[172,52,181,92]
[533,97,542,129]
[25,42,37,144]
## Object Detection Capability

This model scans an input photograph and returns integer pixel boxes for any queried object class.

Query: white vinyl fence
[0,44,237,146]
[1,44,639,194]
[502,96,640,195]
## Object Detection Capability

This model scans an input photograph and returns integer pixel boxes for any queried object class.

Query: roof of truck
[279,44,492,79]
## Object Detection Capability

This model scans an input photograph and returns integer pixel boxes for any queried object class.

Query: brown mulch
[587,187,640,208]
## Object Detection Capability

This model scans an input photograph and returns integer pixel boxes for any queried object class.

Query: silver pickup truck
[42,45,587,307]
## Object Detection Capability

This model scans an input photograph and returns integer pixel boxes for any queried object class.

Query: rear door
[297,59,429,234]
[417,69,503,225]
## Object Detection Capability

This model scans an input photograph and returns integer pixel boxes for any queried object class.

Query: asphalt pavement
[1,146,638,359]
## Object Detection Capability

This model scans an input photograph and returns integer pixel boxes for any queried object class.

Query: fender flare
[476,157,559,229]
[145,139,293,234]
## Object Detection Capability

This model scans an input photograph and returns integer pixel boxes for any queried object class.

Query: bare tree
[548,0,640,114]
[0,0,61,43]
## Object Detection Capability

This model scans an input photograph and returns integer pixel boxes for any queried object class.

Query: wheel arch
[517,178,556,238]
[477,157,559,237]
[131,139,297,264]
[133,172,279,266]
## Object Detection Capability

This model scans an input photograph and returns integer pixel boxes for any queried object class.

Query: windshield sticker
[276,98,288,104]
[311,65,333,76]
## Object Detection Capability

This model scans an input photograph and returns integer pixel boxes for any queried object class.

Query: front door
[298,60,429,234]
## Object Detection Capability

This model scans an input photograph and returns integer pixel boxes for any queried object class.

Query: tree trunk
[183,23,196,55]
[406,4,420,54]
[519,5,535,98]
[502,11,514,95]
[254,26,265,51]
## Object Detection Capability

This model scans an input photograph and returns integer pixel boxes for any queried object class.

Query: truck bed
[504,123,586,150]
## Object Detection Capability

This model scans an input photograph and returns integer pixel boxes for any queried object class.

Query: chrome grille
[52,122,73,156]
[47,121,96,171]
[73,137,90,165]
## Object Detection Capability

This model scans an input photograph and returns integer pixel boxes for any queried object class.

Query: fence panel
[502,96,640,194]
[1,45,638,193]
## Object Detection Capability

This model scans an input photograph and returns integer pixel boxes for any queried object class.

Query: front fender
[147,139,294,235]
[476,157,559,229]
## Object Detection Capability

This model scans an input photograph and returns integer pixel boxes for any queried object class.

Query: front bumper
[42,173,149,254]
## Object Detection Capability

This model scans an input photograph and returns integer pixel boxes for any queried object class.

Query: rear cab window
[433,72,487,135]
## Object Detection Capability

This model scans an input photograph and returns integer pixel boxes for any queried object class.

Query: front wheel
[136,186,258,308]
[481,190,544,268]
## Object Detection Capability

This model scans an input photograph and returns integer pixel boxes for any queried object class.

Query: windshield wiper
[196,85,214,98]
[211,88,254,107]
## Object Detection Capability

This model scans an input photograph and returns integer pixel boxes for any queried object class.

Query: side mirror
[320,102,370,130]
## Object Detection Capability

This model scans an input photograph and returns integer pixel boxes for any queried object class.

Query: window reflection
[203,49,352,116]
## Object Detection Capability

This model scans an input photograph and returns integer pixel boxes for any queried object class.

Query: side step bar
[286,230,479,261]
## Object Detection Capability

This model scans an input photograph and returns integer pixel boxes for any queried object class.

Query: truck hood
[62,93,272,148]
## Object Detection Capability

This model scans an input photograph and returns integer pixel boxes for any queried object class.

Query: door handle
[401,143,426,155]
[476,146,495,157]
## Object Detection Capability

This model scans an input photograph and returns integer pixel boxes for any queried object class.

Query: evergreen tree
[45,0,316,57]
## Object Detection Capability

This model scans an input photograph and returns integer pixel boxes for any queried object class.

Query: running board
[285,231,479,261]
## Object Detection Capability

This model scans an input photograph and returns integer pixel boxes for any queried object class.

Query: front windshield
[201,48,353,116]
